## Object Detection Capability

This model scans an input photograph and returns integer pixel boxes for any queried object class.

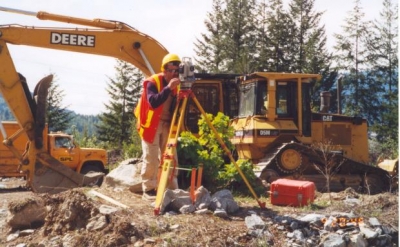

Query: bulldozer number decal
[51,32,95,47]
[60,156,73,162]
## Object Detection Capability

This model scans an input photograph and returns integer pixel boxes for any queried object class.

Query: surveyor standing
[135,53,181,200]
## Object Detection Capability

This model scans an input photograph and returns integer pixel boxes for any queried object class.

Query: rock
[19,229,34,236]
[86,215,107,231]
[160,189,191,213]
[368,217,381,227]
[321,233,346,247]
[170,196,192,211]
[348,233,368,247]
[99,204,118,215]
[245,214,265,229]
[343,196,361,206]
[194,186,211,209]
[179,204,196,214]
[104,158,143,189]
[7,196,47,230]
[213,209,228,218]
[290,221,299,230]
[195,209,212,215]
[359,223,379,239]
[292,229,305,242]
[6,231,19,242]
[298,213,325,225]
[323,216,337,231]
[209,189,239,214]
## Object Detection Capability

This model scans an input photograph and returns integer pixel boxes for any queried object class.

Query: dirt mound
[32,189,145,246]
[1,182,398,246]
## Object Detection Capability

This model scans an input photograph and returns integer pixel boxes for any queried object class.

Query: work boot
[142,189,157,201]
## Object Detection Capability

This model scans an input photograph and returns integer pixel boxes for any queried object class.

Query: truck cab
[48,132,108,175]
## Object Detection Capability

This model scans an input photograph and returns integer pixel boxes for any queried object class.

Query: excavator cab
[184,73,239,134]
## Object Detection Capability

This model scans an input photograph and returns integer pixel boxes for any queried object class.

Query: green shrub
[177,112,260,194]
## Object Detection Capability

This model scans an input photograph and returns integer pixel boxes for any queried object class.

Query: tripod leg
[154,97,189,215]
[190,95,266,209]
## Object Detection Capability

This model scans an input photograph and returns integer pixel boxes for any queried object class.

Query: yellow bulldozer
[230,72,397,194]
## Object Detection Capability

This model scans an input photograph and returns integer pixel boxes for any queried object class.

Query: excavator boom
[0,7,168,77]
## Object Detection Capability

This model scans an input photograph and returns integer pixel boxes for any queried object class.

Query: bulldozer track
[257,142,394,194]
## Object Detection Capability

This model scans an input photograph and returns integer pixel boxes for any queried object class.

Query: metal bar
[0,117,7,140]
[196,164,203,189]
[138,48,155,75]
[190,168,196,203]
[0,6,36,16]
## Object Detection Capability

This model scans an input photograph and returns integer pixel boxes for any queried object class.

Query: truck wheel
[80,164,104,187]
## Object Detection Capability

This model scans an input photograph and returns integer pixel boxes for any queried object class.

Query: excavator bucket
[31,151,104,194]
[23,75,104,194]
[378,158,399,176]
[378,158,399,190]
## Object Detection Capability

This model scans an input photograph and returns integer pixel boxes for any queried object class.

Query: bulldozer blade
[30,152,104,194]
[33,74,53,149]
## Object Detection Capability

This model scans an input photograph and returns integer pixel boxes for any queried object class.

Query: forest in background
[0,0,398,163]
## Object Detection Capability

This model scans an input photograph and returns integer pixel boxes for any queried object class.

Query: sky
[0,0,385,115]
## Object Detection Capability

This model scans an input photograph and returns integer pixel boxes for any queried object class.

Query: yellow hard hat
[161,53,181,71]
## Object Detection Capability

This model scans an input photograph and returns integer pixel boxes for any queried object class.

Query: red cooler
[270,179,315,206]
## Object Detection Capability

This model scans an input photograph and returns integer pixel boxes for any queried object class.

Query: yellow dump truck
[0,121,109,184]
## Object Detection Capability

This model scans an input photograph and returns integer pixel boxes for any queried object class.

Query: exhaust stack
[320,91,331,113]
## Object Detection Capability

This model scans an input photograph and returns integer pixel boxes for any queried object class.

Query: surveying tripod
[153,58,265,215]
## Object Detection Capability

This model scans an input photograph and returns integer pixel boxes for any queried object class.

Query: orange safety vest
[134,73,178,143]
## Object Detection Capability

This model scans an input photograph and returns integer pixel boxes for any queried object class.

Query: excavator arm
[0,6,169,193]
[0,6,168,77]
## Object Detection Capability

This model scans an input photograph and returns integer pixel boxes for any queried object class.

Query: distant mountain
[0,94,99,136]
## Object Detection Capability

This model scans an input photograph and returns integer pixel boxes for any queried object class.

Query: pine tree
[261,0,295,72]
[46,79,73,132]
[96,60,143,149]
[332,0,370,117]
[287,0,334,110]
[365,0,398,145]
[288,0,330,74]
[194,0,258,74]
[221,0,258,73]
[193,0,226,73]
[253,0,270,71]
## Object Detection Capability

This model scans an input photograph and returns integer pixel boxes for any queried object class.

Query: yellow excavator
[0,6,239,193]
[0,6,171,193]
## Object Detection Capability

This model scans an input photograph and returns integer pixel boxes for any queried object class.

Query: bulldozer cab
[236,72,318,131]
[231,72,320,162]
[239,79,298,117]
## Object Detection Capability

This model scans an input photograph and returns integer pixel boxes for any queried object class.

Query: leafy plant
[218,159,265,196]
[178,112,260,194]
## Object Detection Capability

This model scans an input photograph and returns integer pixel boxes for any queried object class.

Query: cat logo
[60,156,73,162]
